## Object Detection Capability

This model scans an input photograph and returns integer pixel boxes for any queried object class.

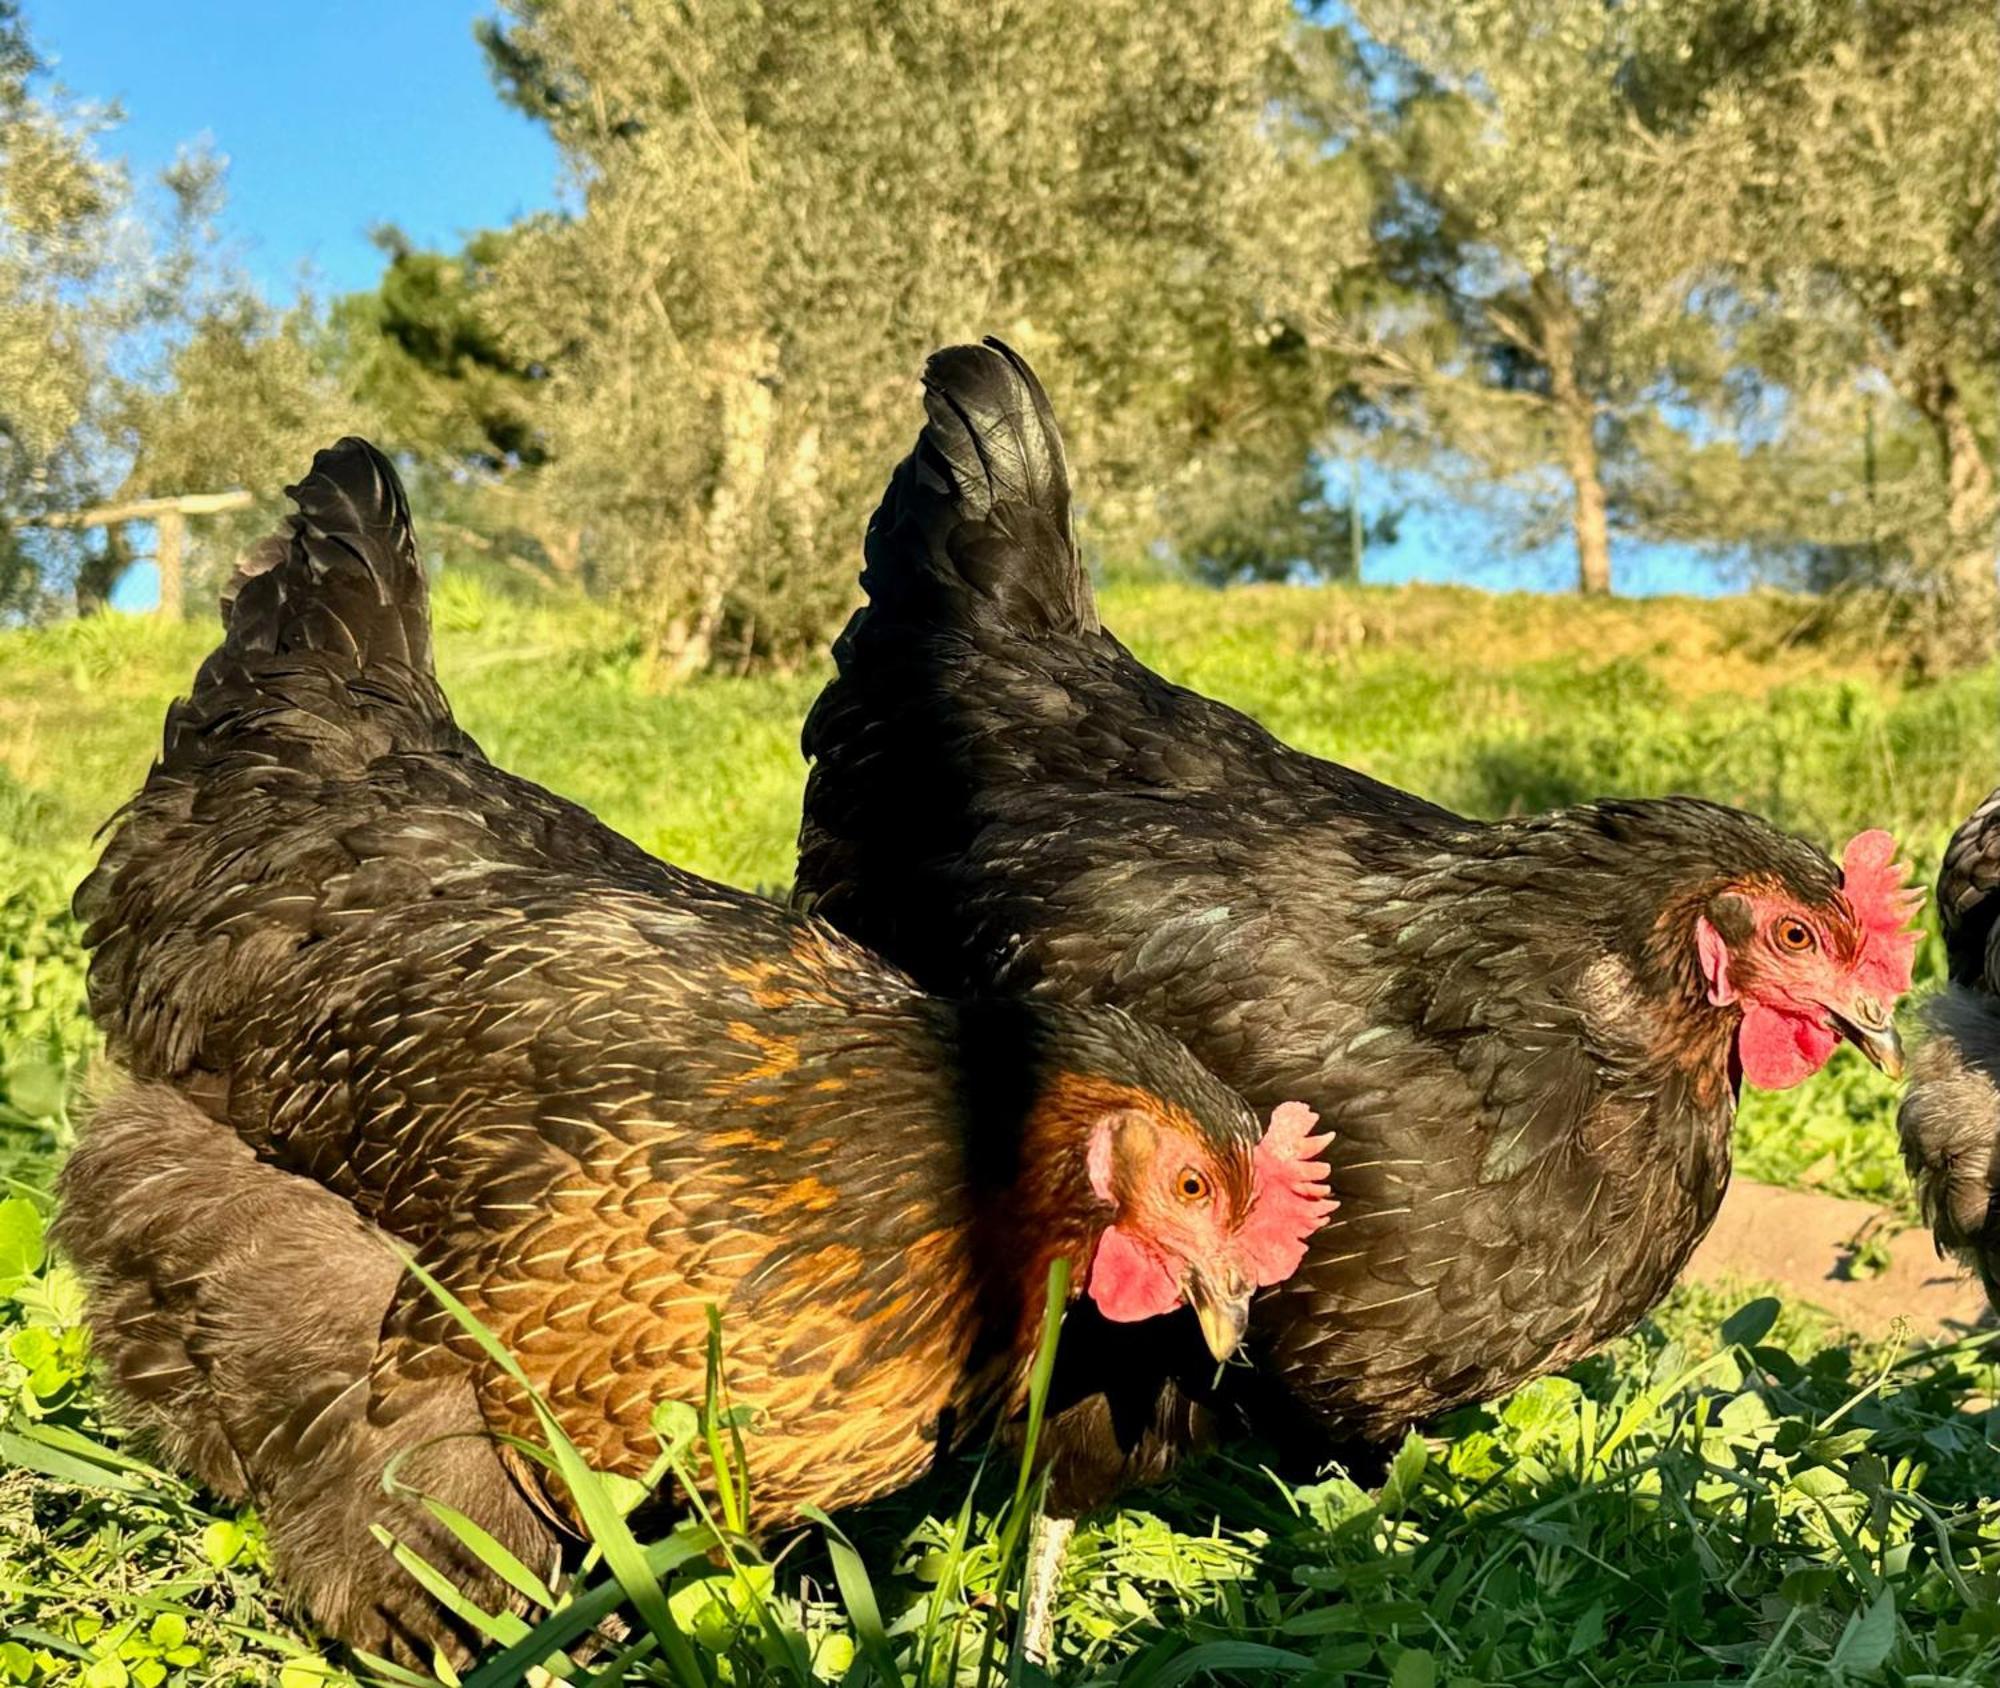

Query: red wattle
[1737,1003,1840,1090]
[1085,1225,1183,1323]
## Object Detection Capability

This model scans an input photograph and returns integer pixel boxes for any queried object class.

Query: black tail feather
[920,341,1071,536]
[154,436,463,779]
[856,338,1098,640]
[210,436,431,680]
[798,342,1100,967]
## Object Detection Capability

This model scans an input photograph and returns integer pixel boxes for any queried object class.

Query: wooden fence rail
[20,490,255,617]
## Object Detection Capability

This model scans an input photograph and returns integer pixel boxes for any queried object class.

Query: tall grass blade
[1116,1640,1315,1687]
[415,1496,559,1614]
[461,1533,718,1688]
[395,1249,709,1688]
[580,1633,659,1687]
[0,1423,153,1491]
[978,1258,1068,1688]
[799,1507,904,1688]
[349,1648,445,1687]
[367,1523,533,1652]
[915,1452,988,1685]
[378,1439,560,1614]
[654,1448,812,1687]
[703,1304,751,1537]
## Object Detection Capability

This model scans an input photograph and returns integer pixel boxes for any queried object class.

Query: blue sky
[1361,499,1733,598]
[45,2,1726,603]
[40,2,559,299]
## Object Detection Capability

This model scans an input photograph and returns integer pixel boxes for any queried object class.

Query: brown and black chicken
[54,438,1334,1663]
[1899,787,2000,1303]
[798,339,1923,1466]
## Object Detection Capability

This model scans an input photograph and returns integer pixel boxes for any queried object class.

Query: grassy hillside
[6,577,1987,884]
[2,577,1996,1685]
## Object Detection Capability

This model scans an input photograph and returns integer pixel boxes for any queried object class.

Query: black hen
[798,339,1921,1452]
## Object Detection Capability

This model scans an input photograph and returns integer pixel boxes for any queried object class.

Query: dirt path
[1686,1177,1990,1341]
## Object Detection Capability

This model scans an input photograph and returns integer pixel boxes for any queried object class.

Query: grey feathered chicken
[1900,787,2000,1303]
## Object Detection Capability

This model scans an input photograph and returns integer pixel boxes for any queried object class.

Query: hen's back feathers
[76,441,498,1077]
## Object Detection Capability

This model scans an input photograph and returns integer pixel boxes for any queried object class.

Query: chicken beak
[1187,1268,1253,1363]
[1831,996,1904,1079]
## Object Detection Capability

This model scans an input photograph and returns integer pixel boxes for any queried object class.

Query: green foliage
[11,0,1992,639]
[0,14,373,621]
[1173,459,1396,588]
[0,851,91,1204]
[325,232,584,586]
[112,285,372,606]
[122,1280,2000,1687]
[1299,0,1997,607]
[1232,1318,2000,1686]
[333,230,543,476]
[0,4,134,614]
[1630,0,1999,610]
[1303,0,1741,593]
[4,0,1993,644]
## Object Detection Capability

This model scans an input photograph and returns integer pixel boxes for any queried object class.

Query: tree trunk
[660,336,779,684]
[1539,288,1613,596]
[74,522,131,615]
[543,524,584,582]
[1556,398,1613,596]
[1913,362,1998,612]
[658,575,730,684]
[518,508,584,583]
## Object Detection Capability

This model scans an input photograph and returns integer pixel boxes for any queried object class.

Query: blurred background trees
[1634,0,1998,613]
[0,0,143,616]
[0,0,369,616]
[474,0,1337,673]
[0,0,1991,666]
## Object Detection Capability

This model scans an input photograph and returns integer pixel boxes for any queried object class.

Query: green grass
[3,573,1997,1685]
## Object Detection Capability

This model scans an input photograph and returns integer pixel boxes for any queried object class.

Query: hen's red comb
[1840,830,1923,1000]
[1243,1101,1337,1287]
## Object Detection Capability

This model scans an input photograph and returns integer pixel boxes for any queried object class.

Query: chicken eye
[1774,918,1815,953]
[1175,1168,1210,1203]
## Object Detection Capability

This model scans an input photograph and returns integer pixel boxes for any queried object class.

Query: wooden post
[154,508,185,621]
